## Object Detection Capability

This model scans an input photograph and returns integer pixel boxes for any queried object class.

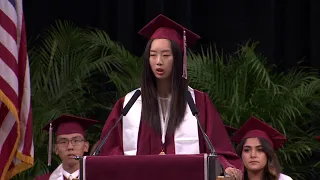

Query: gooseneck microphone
[92,90,141,156]
[184,90,222,179]
[184,90,217,156]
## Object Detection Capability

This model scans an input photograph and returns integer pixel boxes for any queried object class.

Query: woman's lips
[156,68,164,75]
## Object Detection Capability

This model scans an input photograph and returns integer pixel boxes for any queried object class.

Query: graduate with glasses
[35,115,98,180]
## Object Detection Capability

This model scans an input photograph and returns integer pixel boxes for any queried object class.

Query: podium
[78,154,225,180]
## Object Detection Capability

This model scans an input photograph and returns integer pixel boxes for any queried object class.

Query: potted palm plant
[12,20,140,180]
[187,42,320,179]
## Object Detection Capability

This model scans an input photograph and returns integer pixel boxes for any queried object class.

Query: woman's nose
[250,150,257,158]
[156,55,163,65]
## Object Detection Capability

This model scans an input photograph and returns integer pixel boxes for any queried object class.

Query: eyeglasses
[56,138,85,147]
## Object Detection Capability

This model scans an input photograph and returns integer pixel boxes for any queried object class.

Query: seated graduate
[97,14,243,178]
[231,116,293,180]
[35,114,98,180]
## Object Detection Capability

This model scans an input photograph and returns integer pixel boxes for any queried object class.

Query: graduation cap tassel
[182,30,187,79]
[48,122,53,167]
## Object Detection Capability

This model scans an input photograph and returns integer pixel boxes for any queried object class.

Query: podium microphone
[184,90,220,180]
[184,90,217,156]
[92,90,141,156]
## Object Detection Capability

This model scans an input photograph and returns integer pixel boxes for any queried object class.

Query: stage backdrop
[24,0,320,72]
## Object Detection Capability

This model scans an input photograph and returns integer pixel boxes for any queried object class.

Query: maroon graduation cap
[225,125,238,134]
[231,116,287,150]
[316,136,320,141]
[43,114,99,166]
[138,14,200,79]
[43,114,98,136]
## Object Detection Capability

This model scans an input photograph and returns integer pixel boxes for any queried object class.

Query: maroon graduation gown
[99,89,243,172]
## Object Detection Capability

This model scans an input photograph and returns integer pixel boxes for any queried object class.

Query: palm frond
[187,41,320,179]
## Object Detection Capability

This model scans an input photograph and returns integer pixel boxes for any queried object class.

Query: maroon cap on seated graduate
[138,14,200,79]
[43,114,98,136]
[231,116,287,150]
[225,125,238,134]
[43,114,98,167]
[316,136,320,141]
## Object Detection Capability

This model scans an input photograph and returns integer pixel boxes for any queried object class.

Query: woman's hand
[225,167,243,180]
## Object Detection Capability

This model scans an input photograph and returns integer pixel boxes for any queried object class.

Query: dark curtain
[24,0,320,72]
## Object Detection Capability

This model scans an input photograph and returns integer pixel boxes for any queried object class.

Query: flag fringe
[6,153,34,179]
[0,90,20,180]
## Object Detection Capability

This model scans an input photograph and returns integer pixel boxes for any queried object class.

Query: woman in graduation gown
[98,14,243,178]
[231,117,293,180]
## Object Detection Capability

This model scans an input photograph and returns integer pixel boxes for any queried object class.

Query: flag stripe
[0,121,17,164]
[0,43,18,75]
[0,10,17,42]
[0,0,17,26]
[0,77,18,108]
[17,14,33,160]
[16,17,27,154]
[21,109,32,155]
[15,1,22,48]
[0,122,17,179]
[0,113,16,152]
[0,59,18,96]
[0,24,19,61]
[0,103,9,128]
[17,21,27,94]
[18,64,31,155]
[8,0,16,9]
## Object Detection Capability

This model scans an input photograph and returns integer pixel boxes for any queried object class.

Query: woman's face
[241,137,268,172]
[149,39,174,81]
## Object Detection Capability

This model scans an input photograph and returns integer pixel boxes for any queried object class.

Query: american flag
[0,0,34,179]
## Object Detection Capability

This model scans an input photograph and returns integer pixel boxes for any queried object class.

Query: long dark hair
[141,39,188,136]
[236,137,282,180]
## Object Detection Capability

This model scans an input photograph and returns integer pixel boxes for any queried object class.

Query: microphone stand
[92,114,124,156]
[184,90,220,180]
[194,114,218,180]
[92,89,141,156]
[74,156,84,180]
[75,90,141,180]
